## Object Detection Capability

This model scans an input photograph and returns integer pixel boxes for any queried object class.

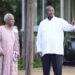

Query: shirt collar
[47,16,55,21]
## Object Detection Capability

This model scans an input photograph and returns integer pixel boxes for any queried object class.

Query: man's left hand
[71,18,75,25]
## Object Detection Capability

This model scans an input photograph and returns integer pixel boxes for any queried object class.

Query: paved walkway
[19,66,75,75]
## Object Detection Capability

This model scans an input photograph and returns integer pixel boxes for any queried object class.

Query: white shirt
[36,16,75,56]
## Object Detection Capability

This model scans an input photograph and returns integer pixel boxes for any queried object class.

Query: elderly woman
[0,13,20,75]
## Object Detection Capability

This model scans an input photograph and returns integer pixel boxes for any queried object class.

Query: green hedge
[18,57,24,70]
[18,57,42,70]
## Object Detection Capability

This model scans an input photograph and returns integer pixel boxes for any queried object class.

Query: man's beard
[48,16,53,20]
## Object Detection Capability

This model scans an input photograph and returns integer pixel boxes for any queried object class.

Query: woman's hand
[0,51,5,56]
[13,51,19,62]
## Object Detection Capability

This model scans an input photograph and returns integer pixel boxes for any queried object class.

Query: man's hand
[37,52,42,57]
[71,18,75,25]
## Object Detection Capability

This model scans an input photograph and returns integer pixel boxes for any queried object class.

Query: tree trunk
[24,0,34,75]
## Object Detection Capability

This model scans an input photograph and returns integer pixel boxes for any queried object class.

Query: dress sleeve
[0,27,4,56]
[13,28,20,57]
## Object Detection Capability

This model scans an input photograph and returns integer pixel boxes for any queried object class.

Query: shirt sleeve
[36,23,42,53]
[62,19,75,32]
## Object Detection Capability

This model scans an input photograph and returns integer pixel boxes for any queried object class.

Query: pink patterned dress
[0,26,20,75]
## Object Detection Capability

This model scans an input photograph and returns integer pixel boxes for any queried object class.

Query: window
[71,0,75,21]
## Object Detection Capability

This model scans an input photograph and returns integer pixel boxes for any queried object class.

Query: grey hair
[46,5,54,11]
[4,13,14,22]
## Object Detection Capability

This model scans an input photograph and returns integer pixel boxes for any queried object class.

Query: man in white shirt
[36,5,75,75]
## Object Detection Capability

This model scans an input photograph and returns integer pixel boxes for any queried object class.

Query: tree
[0,0,21,29]
[24,0,34,75]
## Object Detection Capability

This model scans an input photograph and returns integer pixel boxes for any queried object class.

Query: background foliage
[0,0,21,30]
